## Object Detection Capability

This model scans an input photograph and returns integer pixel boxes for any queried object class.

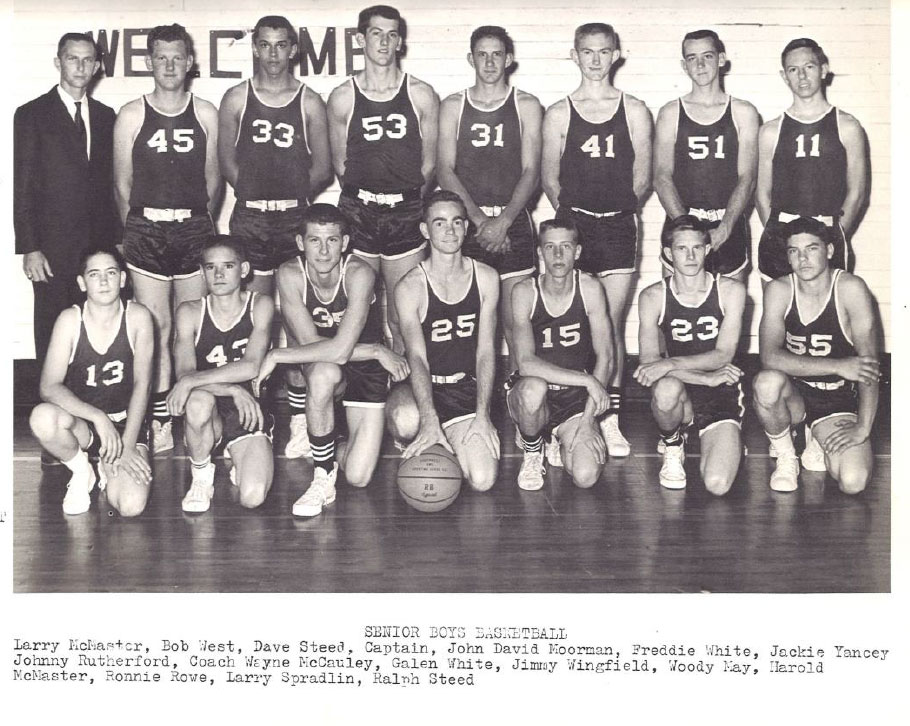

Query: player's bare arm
[217,81,246,188]
[39,308,121,461]
[652,100,686,218]
[326,81,353,181]
[713,99,759,246]
[303,87,333,197]
[395,269,452,457]
[541,99,569,208]
[838,111,868,234]
[437,93,487,228]
[196,99,223,216]
[461,262,501,458]
[115,303,154,483]
[625,94,654,205]
[112,100,144,226]
[755,117,781,226]
[759,277,879,383]
[410,76,440,195]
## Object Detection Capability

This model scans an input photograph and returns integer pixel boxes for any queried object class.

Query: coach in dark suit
[14,32,119,362]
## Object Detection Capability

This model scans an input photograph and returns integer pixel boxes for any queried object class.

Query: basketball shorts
[794,378,858,429]
[463,209,536,279]
[758,215,849,281]
[556,207,638,276]
[122,209,214,280]
[86,415,150,458]
[338,190,426,260]
[661,213,750,277]
[684,382,744,435]
[343,359,389,408]
[504,372,589,435]
[432,378,477,429]
[229,204,307,273]
[214,396,275,450]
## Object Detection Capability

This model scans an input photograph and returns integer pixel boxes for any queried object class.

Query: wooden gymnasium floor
[11,363,890,594]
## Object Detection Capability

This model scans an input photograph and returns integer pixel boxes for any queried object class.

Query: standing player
[387,190,500,492]
[218,15,332,295]
[437,25,542,363]
[114,24,221,454]
[29,248,154,517]
[168,237,275,513]
[753,217,879,494]
[254,204,409,517]
[635,216,746,493]
[507,219,612,491]
[653,29,759,282]
[756,38,867,281]
[327,5,439,352]
[541,22,653,456]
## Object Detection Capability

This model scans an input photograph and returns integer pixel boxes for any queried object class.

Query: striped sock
[608,387,622,414]
[521,434,543,453]
[310,430,335,474]
[287,385,307,416]
[152,391,170,422]
[661,429,684,447]
[190,457,211,470]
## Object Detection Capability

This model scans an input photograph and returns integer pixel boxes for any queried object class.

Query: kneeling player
[753,217,879,494]
[387,190,501,491]
[256,204,409,517]
[635,215,746,493]
[507,218,612,490]
[168,237,276,512]
[30,248,154,516]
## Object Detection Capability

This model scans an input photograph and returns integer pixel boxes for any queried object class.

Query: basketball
[397,444,463,512]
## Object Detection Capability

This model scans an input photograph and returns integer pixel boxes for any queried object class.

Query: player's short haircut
[358,5,406,40]
[662,214,710,248]
[422,189,467,221]
[470,25,514,56]
[57,33,98,59]
[538,218,580,244]
[146,24,194,56]
[681,29,725,56]
[781,37,828,68]
[301,203,350,237]
[574,23,618,49]
[783,216,834,246]
[78,246,124,276]
[202,235,248,263]
[253,15,298,47]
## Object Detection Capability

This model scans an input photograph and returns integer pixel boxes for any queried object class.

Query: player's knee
[305,362,342,401]
[836,467,869,496]
[466,456,498,492]
[238,479,270,509]
[652,376,685,413]
[109,480,150,518]
[344,458,376,488]
[184,390,216,427]
[752,370,788,408]
[29,403,64,441]
[386,386,419,442]
[703,471,734,497]
[569,459,601,489]
[512,377,548,416]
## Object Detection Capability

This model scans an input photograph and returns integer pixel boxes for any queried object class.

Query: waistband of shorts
[241,199,305,212]
[569,207,633,219]
[688,207,726,223]
[342,184,422,207]
[131,206,208,222]
[775,210,836,226]
[431,372,468,385]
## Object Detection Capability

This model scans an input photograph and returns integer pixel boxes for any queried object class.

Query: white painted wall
[8,0,891,358]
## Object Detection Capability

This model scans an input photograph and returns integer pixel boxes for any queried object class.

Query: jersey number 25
[431,314,476,342]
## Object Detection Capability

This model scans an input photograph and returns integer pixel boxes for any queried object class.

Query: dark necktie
[74,101,87,157]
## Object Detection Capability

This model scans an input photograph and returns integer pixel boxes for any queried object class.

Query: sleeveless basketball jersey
[673,97,739,210]
[420,260,481,379]
[454,87,523,206]
[784,269,855,388]
[64,301,134,418]
[298,256,383,345]
[194,291,256,371]
[658,274,725,358]
[343,74,424,192]
[558,94,637,213]
[234,80,311,202]
[771,107,847,217]
[129,95,209,209]
[530,270,596,374]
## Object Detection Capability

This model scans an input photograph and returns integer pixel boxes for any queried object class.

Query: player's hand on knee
[706,364,743,387]
[94,415,123,463]
[839,355,880,385]
[463,415,500,459]
[377,346,410,382]
[569,421,606,464]
[633,359,673,387]
[585,376,611,416]
[116,447,152,486]
[403,423,453,459]
[232,388,263,431]
[166,379,193,416]
[821,419,870,456]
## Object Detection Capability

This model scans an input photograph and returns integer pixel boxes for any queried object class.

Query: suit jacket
[13,87,118,263]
